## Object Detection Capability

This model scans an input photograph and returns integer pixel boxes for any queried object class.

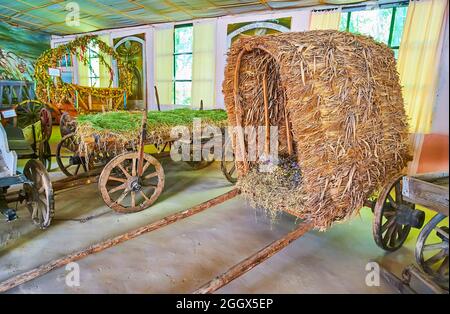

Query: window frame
[340,2,409,53]
[173,23,193,105]
[87,43,100,88]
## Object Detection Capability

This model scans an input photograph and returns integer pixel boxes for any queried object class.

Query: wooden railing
[0,80,35,108]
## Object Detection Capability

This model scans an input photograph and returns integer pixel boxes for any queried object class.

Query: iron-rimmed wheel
[56,132,89,177]
[373,175,414,251]
[23,159,54,229]
[415,213,449,289]
[99,152,165,213]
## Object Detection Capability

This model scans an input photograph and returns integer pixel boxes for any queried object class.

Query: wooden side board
[402,175,449,216]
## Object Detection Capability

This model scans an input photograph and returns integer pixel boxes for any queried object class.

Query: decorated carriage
[34,35,133,125]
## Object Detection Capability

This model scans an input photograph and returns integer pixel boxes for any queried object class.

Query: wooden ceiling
[0,0,366,35]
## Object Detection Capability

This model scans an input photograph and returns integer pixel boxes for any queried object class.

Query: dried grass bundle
[223,30,411,230]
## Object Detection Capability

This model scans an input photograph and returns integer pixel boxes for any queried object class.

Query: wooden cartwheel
[98,152,165,213]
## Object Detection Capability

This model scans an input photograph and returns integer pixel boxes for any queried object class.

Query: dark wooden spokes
[416,213,449,289]
[373,175,412,251]
[59,111,77,138]
[99,152,165,213]
[39,108,53,141]
[23,159,54,229]
[56,133,89,177]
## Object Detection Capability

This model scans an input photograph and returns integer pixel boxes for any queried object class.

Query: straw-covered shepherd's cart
[217,30,448,291]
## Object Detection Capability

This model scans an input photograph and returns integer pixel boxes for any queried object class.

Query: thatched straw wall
[223,30,411,230]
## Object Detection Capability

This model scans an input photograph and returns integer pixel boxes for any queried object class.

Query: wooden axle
[194,222,313,294]
[0,188,240,293]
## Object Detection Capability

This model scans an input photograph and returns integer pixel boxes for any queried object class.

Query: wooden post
[154,86,161,111]
[233,49,249,173]
[284,106,293,155]
[0,189,240,293]
[200,99,204,111]
[88,93,92,110]
[194,222,312,294]
[262,68,270,156]
[137,112,147,177]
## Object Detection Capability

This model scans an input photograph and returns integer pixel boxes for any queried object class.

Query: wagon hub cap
[129,177,142,192]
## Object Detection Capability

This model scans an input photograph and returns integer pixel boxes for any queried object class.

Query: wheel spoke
[140,191,150,201]
[422,242,447,252]
[115,190,129,205]
[132,158,137,177]
[383,223,397,246]
[438,256,449,275]
[388,224,399,247]
[144,172,158,179]
[118,163,131,178]
[131,191,136,207]
[108,183,126,194]
[425,250,446,267]
[381,216,396,234]
[386,194,397,209]
[74,164,81,175]
[142,161,151,174]
[108,176,127,183]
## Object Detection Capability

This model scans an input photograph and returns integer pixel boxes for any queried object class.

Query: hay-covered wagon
[222,30,413,234]
[55,109,228,213]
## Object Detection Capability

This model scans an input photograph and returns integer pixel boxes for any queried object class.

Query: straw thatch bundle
[223,30,411,230]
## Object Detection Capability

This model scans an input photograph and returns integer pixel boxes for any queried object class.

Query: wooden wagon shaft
[0,188,240,293]
[193,222,313,294]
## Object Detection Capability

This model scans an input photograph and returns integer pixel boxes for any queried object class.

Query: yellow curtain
[192,21,216,109]
[77,44,89,86]
[98,34,113,88]
[154,26,174,105]
[398,0,448,134]
[309,8,341,30]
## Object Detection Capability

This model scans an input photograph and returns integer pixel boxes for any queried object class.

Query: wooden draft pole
[0,189,240,293]
[194,222,313,294]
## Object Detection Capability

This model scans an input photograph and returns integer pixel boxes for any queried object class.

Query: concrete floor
[0,158,440,294]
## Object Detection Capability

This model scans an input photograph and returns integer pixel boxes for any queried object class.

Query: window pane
[174,26,193,53]
[90,77,99,87]
[339,12,349,31]
[61,71,73,83]
[60,54,72,67]
[89,57,100,78]
[393,48,399,59]
[175,81,192,106]
[349,8,393,44]
[174,54,192,80]
[391,6,408,47]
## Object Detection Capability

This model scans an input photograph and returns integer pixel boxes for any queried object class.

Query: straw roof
[223,30,411,230]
